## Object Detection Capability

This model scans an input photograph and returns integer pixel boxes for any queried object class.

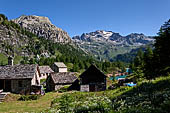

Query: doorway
[0,79,4,90]
[4,80,11,92]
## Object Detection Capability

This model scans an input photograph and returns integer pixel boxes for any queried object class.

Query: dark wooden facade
[80,64,107,92]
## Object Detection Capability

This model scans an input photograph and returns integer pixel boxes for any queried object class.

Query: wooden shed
[46,72,77,91]
[0,64,41,94]
[79,64,107,92]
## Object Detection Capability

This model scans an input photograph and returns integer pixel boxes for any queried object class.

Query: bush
[74,96,113,113]
[18,95,40,101]
[57,85,70,93]
[50,94,113,113]
[122,107,152,113]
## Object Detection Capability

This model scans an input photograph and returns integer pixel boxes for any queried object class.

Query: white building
[52,62,67,73]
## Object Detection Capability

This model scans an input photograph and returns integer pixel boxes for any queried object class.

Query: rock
[12,15,72,43]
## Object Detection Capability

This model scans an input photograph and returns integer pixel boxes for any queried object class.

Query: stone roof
[0,64,38,79]
[39,66,54,74]
[80,64,107,78]
[54,62,67,68]
[51,72,77,84]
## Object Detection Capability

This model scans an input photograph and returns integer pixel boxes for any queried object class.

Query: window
[18,81,22,87]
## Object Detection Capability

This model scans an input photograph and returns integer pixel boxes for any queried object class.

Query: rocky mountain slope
[73,30,154,61]
[12,15,71,43]
[0,15,30,55]
[0,14,86,65]
[0,14,155,63]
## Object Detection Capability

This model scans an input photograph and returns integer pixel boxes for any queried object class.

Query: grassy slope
[47,76,170,112]
[113,76,170,112]
[1,76,170,112]
[0,92,60,113]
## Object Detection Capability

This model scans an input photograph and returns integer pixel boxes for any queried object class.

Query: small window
[18,81,22,87]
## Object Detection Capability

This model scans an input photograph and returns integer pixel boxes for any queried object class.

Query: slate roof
[39,66,54,74]
[50,72,77,84]
[0,64,38,79]
[80,64,107,78]
[54,62,67,68]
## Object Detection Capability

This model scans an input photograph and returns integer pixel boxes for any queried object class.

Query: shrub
[57,85,70,93]
[122,107,151,113]
[51,94,113,113]
[74,96,113,113]
[18,95,40,101]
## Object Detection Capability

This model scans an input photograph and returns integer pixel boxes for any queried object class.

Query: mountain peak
[72,30,154,61]
[127,33,145,36]
[12,15,71,43]
[73,30,154,46]
[13,15,52,24]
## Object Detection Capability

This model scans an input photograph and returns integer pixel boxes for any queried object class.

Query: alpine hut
[46,72,77,91]
[0,64,41,94]
[79,64,107,92]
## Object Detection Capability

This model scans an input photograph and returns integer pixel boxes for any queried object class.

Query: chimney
[8,56,14,66]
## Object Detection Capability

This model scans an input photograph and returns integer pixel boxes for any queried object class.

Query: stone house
[79,64,107,92]
[39,66,54,80]
[46,72,77,91]
[0,64,41,94]
[51,62,67,72]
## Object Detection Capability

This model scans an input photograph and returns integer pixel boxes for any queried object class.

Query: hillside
[0,14,129,75]
[44,76,170,113]
[0,14,88,68]
[73,30,154,61]
[1,76,170,113]
[0,14,155,63]
[114,45,154,62]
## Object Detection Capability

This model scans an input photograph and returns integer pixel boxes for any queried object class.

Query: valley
[0,13,170,113]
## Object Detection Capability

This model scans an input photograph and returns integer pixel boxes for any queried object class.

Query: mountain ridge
[0,14,155,63]
[72,30,154,61]
[73,30,154,46]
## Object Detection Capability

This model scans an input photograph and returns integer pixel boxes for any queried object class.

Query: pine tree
[134,49,144,67]
[154,19,170,75]
[143,47,155,80]
[131,49,145,79]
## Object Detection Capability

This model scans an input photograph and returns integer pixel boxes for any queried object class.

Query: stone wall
[31,69,40,86]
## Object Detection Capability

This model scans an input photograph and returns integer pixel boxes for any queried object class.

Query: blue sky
[1,0,170,37]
